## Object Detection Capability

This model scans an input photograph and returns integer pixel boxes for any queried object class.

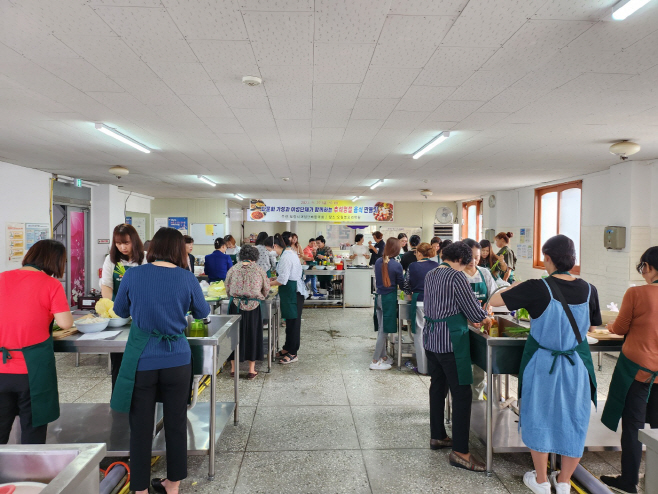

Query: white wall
[90,184,125,275]
[0,161,52,272]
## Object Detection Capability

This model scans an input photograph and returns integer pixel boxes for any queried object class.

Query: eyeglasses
[636,262,646,275]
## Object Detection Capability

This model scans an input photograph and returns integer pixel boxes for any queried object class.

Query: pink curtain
[70,211,85,306]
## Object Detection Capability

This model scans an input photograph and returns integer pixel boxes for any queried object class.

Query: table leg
[208,346,217,481]
[75,352,80,367]
[234,330,240,426]
[268,306,272,373]
[486,344,493,476]
[505,375,510,401]
[342,277,345,309]
[598,351,602,371]
[397,321,402,371]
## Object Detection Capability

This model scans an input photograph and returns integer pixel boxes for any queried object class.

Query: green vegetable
[505,327,531,335]
[114,264,126,276]
[517,308,530,320]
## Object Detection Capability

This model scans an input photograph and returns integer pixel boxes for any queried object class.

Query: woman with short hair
[489,235,600,493]
[225,244,271,380]
[349,233,370,266]
[255,232,277,275]
[183,235,195,272]
[368,231,385,266]
[0,240,73,445]
[204,237,233,282]
[601,246,658,494]
[111,228,209,494]
[423,241,491,471]
[224,235,240,261]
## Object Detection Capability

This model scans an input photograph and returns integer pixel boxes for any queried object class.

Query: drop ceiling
[0,0,657,201]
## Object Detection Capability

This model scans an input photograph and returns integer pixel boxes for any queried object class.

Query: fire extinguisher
[98,268,102,278]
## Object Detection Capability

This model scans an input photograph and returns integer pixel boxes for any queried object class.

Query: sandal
[279,354,298,364]
[151,478,167,494]
[247,372,259,380]
[230,372,235,378]
[275,350,289,359]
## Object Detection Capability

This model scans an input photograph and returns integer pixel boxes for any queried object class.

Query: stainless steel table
[41,314,240,481]
[217,295,280,372]
[303,269,345,308]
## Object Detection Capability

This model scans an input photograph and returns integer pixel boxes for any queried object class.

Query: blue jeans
[304,274,318,294]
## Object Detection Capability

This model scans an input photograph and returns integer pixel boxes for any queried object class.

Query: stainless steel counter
[43,314,241,481]
[303,269,345,308]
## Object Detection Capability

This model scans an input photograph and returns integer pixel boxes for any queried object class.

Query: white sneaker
[550,471,571,494]
[523,471,551,494]
[370,359,392,370]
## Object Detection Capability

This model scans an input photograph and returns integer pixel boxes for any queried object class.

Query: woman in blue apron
[225,244,271,380]
[372,238,405,370]
[111,228,210,494]
[100,223,145,390]
[269,233,307,364]
[0,240,72,444]
[600,246,658,494]
[423,241,491,472]
[462,239,499,400]
[403,242,438,375]
[489,235,600,494]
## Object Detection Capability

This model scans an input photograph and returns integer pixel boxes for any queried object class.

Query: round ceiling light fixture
[609,140,640,161]
[282,177,290,181]
[242,75,262,87]
[420,189,433,199]
[109,165,129,179]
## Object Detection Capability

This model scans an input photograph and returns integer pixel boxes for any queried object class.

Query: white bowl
[75,318,110,333]
[325,265,336,270]
[108,316,131,327]
[301,265,310,270]
[314,265,326,270]
[0,482,47,493]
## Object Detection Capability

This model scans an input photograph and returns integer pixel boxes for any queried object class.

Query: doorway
[53,204,90,306]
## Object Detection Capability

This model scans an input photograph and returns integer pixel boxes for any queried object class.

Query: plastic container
[189,319,207,338]
[335,263,344,270]
[75,318,110,333]
[107,316,130,327]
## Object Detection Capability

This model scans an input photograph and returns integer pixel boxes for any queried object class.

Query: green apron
[373,291,398,334]
[278,279,299,320]
[110,321,187,413]
[601,351,658,432]
[228,296,265,317]
[408,292,421,334]
[1,336,60,428]
[229,254,237,264]
[518,334,597,408]
[469,267,489,304]
[425,312,474,385]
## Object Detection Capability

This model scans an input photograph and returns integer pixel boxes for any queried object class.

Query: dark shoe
[430,437,453,450]
[151,478,167,494]
[448,451,486,472]
[600,475,637,494]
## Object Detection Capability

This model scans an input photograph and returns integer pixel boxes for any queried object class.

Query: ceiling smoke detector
[109,165,129,179]
[420,189,433,199]
[609,140,640,160]
[242,76,262,87]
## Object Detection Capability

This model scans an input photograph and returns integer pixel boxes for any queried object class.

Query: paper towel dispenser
[604,226,626,250]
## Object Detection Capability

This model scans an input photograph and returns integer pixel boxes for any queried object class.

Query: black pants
[620,380,658,485]
[282,292,304,355]
[129,363,192,491]
[0,374,47,444]
[228,305,264,362]
[426,350,472,454]
[110,353,123,391]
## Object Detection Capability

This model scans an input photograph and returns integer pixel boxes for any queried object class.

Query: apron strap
[639,367,658,403]
[151,330,184,351]
[538,344,576,374]
[0,347,20,364]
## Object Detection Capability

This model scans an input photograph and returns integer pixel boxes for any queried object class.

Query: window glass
[559,188,581,265]
[539,191,558,262]
[467,205,477,240]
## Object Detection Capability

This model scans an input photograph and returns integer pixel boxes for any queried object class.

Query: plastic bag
[199,280,209,295]
[208,281,227,299]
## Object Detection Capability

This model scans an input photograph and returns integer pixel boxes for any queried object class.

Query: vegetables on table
[517,308,530,321]
[95,298,120,318]
[114,264,126,276]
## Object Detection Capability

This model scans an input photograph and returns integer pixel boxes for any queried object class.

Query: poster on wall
[25,223,50,250]
[6,222,25,262]
[325,224,354,248]
[154,217,168,232]
[247,199,394,222]
[125,217,146,241]
[168,217,188,235]
[517,228,533,259]
[69,211,85,306]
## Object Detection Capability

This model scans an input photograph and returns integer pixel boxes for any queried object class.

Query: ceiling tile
[312,108,352,128]
[260,66,313,98]
[383,111,431,130]
[313,65,370,84]
[148,62,218,95]
[240,0,313,10]
[448,69,526,101]
[269,97,313,120]
[454,112,510,131]
[350,98,399,120]
[396,86,456,112]
[162,0,247,40]
[315,0,390,43]
[314,43,375,66]
[34,58,124,92]
[429,100,485,121]
[180,94,234,118]
[533,0,611,21]
[414,47,498,87]
[313,84,361,109]
[389,0,468,16]
[359,68,421,99]
[189,40,256,65]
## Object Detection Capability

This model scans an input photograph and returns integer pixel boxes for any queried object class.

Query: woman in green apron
[100,224,145,390]
[600,246,658,494]
[494,232,516,283]
[314,235,334,291]
[402,243,438,375]
[269,233,308,364]
[462,239,499,401]
[422,241,491,472]
[224,234,240,264]
[372,238,405,370]
[489,235,600,494]
[225,244,271,380]
[0,240,72,444]
[110,228,210,494]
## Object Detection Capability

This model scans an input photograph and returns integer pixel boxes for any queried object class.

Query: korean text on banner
[247,199,394,223]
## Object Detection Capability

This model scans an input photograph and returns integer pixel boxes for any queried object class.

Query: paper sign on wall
[25,223,50,250]
[168,217,188,235]
[6,223,25,262]
[154,217,168,232]
[125,216,146,241]
[247,199,394,222]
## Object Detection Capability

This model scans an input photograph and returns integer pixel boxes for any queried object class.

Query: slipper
[230,372,235,377]
[247,372,259,380]
[151,478,167,494]
[279,354,298,364]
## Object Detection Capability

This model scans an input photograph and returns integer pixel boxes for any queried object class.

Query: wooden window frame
[533,180,582,275]
[462,200,482,241]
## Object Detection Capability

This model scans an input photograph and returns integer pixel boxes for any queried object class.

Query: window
[461,200,482,241]
[533,181,582,274]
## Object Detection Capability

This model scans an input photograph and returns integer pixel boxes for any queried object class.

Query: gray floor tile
[343,372,428,406]
[352,405,430,449]
[234,450,371,494]
[332,335,378,354]
[269,353,342,375]
[58,377,104,403]
[218,406,256,452]
[363,449,508,494]
[247,406,359,451]
[295,337,336,355]
[259,374,349,406]
[74,378,112,403]
[56,353,112,378]
[151,452,243,494]
[210,372,264,407]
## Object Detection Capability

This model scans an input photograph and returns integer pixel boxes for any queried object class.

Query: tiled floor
[56,308,645,493]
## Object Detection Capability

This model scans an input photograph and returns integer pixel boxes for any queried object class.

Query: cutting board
[589,330,624,341]
[53,327,79,340]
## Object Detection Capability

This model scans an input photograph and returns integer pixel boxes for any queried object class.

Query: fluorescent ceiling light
[95,123,150,153]
[612,0,653,19]
[352,196,360,202]
[370,180,383,190]
[412,131,451,159]
[234,194,244,200]
[197,175,216,187]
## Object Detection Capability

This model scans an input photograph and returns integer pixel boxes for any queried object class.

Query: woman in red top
[0,240,73,444]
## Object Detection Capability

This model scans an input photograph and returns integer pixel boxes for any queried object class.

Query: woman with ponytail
[494,232,517,282]
[371,237,405,370]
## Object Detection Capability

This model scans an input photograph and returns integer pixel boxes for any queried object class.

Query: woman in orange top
[601,246,658,494]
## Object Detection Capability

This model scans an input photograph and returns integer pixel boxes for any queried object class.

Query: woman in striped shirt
[423,241,491,472]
